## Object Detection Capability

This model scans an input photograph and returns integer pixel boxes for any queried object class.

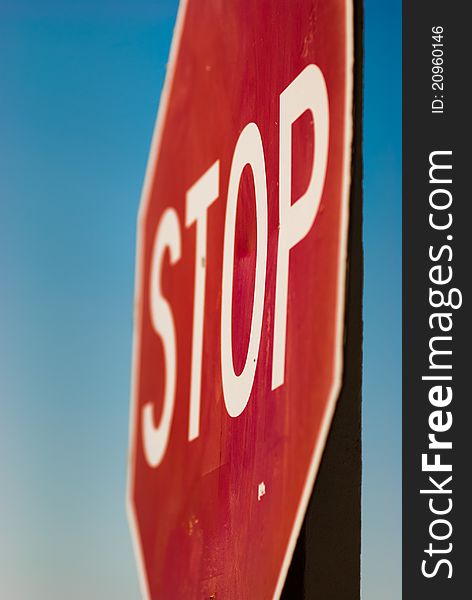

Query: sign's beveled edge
[126,1,355,597]
[272,4,355,595]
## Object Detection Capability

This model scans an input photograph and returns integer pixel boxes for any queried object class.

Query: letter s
[421,558,453,579]
[142,208,181,467]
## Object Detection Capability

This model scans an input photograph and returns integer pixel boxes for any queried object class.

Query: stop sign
[127,0,354,597]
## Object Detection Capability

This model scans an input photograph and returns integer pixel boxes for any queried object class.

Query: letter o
[429,188,452,210]
[429,518,453,541]
[221,123,268,418]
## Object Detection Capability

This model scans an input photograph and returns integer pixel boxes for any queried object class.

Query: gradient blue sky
[0,1,400,598]
[362,1,401,598]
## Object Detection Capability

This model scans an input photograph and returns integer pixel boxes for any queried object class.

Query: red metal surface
[128,1,353,598]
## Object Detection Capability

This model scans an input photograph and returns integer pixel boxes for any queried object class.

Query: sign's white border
[126,1,354,597]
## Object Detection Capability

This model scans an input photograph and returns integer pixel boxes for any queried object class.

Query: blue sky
[0,1,400,597]
[362,0,401,598]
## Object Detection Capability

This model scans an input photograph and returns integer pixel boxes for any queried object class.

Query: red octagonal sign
[128,0,354,597]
